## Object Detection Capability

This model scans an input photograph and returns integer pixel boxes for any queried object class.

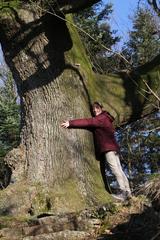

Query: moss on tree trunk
[0,7,111,215]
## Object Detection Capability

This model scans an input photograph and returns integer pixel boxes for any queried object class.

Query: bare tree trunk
[0,7,106,210]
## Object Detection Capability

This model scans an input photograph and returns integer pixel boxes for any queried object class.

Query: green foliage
[0,0,20,9]
[73,2,120,73]
[116,112,160,188]
[123,6,160,67]
[0,65,20,160]
[0,65,20,188]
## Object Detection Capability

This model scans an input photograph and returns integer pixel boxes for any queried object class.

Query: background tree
[116,112,160,189]
[0,64,20,188]
[147,0,160,16]
[123,6,160,67]
[74,2,120,73]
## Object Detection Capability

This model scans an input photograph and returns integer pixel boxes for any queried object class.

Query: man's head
[92,102,103,116]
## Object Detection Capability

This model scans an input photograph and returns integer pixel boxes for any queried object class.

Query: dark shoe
[126,192,132,200]
[112,191,132,201]
[111,193,126,201]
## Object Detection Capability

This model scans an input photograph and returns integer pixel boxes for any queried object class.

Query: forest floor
[0,195,159,240]
[97,196,160,240]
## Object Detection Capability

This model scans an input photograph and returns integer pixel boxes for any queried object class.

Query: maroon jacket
[69,111,119,157]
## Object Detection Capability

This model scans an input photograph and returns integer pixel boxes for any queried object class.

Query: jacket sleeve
[69,117,103,129]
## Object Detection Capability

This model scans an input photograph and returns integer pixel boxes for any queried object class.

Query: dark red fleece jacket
[69,111,119,157]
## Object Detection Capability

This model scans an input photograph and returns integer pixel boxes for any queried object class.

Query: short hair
[92,101,103,108]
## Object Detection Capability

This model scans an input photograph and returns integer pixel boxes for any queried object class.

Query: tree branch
[148,0,160,16]
[142,79,160,103]
[54,0,101,13]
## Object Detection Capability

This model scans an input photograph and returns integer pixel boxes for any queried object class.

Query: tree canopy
[123,6,160,67]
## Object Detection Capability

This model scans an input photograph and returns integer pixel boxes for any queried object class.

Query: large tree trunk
[0,6,108,213]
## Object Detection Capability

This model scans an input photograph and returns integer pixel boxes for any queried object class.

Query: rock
[0,201,114,240]
[0,227,23,239]
[22,224,53,237]
[0,209,103,240]
[4,145,26,182]
[23,230,91,240]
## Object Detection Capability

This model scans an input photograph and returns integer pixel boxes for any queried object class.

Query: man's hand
[61,120,70,128]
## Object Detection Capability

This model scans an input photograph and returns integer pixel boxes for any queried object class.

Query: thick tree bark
[0,6,108,212]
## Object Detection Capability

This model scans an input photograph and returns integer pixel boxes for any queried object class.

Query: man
[61,102,131,201]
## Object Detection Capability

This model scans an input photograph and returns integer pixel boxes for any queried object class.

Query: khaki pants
[104,151,131,194]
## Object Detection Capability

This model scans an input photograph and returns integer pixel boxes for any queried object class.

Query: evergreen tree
[147,0,160,16]
[74,2,120,73]
[0,64,20,188]
[124,7,160,66]
[116,112,160,188]
[0,64,20,169]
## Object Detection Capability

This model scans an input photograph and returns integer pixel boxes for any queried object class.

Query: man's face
[92,104,102,116]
